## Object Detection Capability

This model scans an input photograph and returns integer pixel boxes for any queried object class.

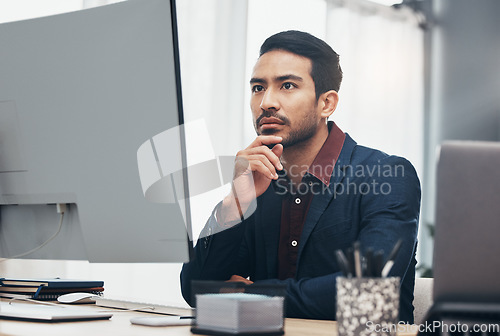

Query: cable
[0,204,66,263]
[6,296,62,306]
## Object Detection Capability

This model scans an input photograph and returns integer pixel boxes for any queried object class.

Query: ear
[318,90,339,119]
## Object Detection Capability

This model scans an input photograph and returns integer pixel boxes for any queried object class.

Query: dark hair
[259,30,343,99]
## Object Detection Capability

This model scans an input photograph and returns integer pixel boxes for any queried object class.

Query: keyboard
[94,297,194,316]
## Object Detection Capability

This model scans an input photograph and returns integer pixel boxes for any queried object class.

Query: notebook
[0,277,105,300]
[0,278,104,288]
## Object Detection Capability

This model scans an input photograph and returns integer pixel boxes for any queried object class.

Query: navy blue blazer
[181,133,421,323]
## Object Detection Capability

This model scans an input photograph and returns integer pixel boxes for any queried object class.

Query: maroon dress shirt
[276,122,346,280]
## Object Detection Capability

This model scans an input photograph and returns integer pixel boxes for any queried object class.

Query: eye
[282,82,296,90]
[252,85,265,93]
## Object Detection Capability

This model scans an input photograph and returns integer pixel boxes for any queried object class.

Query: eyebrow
[250,74,304,85]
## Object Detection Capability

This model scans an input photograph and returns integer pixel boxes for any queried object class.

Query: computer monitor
[0,0,193,262]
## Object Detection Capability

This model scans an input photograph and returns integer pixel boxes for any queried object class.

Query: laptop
[420,141,500,333]
[0,302,112,322]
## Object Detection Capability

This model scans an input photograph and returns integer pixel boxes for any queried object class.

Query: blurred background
[0,0,499,307]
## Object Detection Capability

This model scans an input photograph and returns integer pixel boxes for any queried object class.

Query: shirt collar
[306,121,346,187]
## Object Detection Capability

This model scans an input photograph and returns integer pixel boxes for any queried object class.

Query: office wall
[420,0,500,268]
[432,0,500,142]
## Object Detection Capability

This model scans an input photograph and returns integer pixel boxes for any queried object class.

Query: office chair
[413,277,433,325]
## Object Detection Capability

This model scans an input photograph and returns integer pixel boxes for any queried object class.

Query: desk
[0,301,418,336]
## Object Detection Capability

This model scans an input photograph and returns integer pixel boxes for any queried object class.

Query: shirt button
[291,240,298,247]
[295,198,301,204]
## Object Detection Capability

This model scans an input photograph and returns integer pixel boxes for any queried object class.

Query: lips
[259,117,285,127]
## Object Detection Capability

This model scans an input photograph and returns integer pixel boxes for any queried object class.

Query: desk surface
[0,301,418,336]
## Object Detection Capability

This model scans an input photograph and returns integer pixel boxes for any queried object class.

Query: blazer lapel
[296,134,357,265]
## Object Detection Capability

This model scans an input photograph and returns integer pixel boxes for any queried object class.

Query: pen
[381,239,403,277]
[364,248,374,277]
[335,250,352,277]
[373,250,384,277]
[346,247,355,278]
[353,241,362,278]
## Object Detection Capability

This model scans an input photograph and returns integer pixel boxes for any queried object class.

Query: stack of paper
[0,278,104,300]
[194,293,284,335]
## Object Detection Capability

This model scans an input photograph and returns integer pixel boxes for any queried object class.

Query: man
[181,30,420,323]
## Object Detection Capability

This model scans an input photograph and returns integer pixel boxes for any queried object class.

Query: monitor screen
[0,0,193,262]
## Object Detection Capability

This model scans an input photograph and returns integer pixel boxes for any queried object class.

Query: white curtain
[325,0,424,176]
[176,0,249,156]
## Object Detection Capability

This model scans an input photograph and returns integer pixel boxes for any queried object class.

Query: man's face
[250,49,322,148]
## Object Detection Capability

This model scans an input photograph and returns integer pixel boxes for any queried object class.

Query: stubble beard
[280,121,318,148]
[255,112,320,148]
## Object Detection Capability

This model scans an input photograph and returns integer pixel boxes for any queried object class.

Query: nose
[260,88,280,111]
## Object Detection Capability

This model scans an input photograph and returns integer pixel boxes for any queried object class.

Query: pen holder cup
[336,277,400,336]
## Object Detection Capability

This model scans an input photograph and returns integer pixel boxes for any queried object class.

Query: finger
[235,152,275,179]
[248,135,282,148]
[232,275,253,285]
[249,159,278,180]
[271,144,284,170]
[242,146,282,172]
[226,275,253,284]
